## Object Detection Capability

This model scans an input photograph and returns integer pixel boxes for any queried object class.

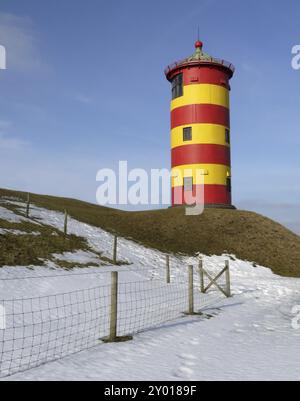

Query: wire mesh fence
[0,262,230,379]
[0,284,110,377]
[117,280,188,337]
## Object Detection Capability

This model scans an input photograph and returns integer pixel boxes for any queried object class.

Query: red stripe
[171,104,230,129]
[183,67,230,88]
[172,184,231,206]
[172,144,230,167]
[167,65,233,85]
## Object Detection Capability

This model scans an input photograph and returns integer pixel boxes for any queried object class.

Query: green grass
[0,215,90,267]
[54,260,101,269]
[1,188,300,277]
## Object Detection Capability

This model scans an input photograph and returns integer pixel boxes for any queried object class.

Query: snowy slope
[6,265,299,382]
[1,199,300,381]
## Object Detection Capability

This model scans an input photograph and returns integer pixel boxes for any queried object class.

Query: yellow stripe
[171,84,229,111]
[172,164,231,187]
[171,124,230,149]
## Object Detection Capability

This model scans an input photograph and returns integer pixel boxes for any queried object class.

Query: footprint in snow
[175,366,195,380]
[180,353,197,361]
[189,338,200,346]
[178,353,197,369]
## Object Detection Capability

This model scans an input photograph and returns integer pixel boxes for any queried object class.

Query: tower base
[170,204,236,210]
[204,203,236,210]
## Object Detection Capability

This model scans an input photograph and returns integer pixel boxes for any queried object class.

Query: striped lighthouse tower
[165,40,235,208]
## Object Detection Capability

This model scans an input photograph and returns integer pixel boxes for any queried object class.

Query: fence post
[103,271,132,343]
[225,260,231,297]
[113,235,118,265]
[64,210,68,236]
[166,255,171,284]
[26,193,30,218]
[188,265,194,315]
[109,271,118,341]
[198,258,205,293]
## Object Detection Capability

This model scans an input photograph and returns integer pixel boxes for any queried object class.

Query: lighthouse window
[183,127,192,142]
[172,73,183,99]
[225,129,230,144]
[226,177,232,193]
[184,177,193,192]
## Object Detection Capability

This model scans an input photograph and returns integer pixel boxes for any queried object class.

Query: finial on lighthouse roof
[195,40,203,49]
[164,36,235,80]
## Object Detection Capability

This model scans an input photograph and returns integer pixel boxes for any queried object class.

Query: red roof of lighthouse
[165,41,235,81]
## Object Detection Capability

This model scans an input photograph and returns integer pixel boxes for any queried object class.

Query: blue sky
[0,0,299,233]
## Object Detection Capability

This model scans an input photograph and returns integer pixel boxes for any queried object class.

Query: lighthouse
[165,40,235,208]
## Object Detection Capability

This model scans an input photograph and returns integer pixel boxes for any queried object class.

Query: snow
[4,279,300,381]
[0,206,28,223]
[0,229,40,236]
[1,199,300,381]
[52,250,106,266]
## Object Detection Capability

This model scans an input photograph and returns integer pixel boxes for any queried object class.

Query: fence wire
[0,284,111,378]
[0,267,226,379]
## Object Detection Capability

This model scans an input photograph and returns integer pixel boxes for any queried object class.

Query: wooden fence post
[225,260,231,298]
[198,258,205,293]
[188,265,194,315]
[103,271,132,343]
[109,271,118,341]
[26,193,30,218]
[166,255,171,284]
[64,210,68,236]
[113,235,118,265]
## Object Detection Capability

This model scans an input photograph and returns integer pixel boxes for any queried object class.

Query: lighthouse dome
[165,41,235,81]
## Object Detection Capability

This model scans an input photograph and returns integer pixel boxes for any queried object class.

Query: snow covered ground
[1,198,300,381]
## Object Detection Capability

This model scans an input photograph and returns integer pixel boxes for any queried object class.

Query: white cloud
[0,146,99,204]
[0,12,45,73]
[0,132,27,150]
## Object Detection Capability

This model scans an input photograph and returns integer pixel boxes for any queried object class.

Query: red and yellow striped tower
[165,40,235,208]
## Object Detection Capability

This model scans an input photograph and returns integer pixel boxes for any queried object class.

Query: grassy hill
[1,188,300,277]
